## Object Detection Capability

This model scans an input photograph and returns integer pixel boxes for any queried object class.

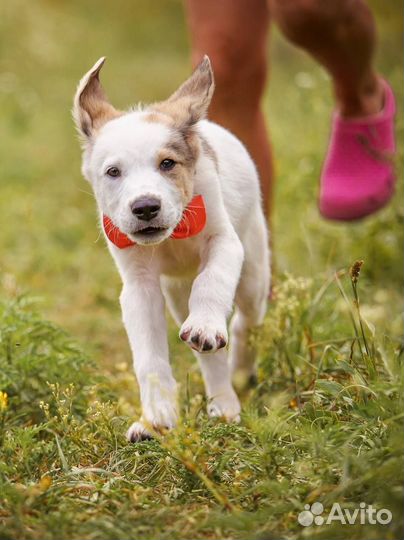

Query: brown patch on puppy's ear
[73,57,121,140]
[152,55,215,130]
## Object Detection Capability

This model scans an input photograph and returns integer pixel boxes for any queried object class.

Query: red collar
[103,194,206,249]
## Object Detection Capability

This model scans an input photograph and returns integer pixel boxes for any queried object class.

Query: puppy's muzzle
[131,197,161,222]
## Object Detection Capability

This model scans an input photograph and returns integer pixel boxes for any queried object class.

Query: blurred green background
[0,0,402,390]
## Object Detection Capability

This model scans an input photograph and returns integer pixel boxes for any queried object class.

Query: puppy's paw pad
[126,422,153,443]
[180,318,228,354]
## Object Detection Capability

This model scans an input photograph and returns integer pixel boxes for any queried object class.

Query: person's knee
[272,0,361,40]
[273,0,375,55]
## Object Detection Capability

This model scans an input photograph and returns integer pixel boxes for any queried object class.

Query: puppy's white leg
[180,229,244,353]
[162,275,240,422]
[195,349,241,422]
[120,278,178,442]
[229,212,270,386]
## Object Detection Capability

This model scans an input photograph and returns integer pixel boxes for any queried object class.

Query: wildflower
[0,391,8,411]
[350,260,364,283]
[38,476,52,491]
[289,397,299,410]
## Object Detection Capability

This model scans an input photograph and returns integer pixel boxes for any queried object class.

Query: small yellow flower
[0,391,8,411]
[38,476,52,491]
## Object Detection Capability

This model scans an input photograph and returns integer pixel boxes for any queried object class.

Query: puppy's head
[73,57,214,246]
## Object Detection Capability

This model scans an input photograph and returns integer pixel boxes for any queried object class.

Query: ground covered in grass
[0,1,403,539]
[1,270,403,540]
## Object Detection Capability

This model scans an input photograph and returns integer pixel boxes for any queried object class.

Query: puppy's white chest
[157,237,202,278]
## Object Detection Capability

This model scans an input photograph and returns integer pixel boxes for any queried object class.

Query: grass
[0,1,403,538]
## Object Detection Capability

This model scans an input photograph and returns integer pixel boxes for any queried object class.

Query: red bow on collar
[103,194,207,249]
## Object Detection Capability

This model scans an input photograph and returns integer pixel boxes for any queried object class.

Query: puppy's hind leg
[195,349,241,422]
[229,211,270,388]
[161,276,240,422]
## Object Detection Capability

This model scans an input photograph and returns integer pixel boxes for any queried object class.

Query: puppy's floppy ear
[73,57,120,140]
[153,55,215,128]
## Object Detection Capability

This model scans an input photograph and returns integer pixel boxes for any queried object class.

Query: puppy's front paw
[207,389,241,422]
[127,395,178,443]
[180,316,228,353]
[126,421,153,443]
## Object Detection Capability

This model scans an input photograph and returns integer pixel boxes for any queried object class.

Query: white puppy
[73,56,270,442]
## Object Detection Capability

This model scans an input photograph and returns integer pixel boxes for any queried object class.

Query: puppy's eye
[106,166,121,178]
[159,158,176,171]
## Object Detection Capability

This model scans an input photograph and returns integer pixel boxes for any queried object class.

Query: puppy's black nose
[131,197,161,221]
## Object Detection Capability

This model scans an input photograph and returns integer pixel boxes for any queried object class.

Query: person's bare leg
[270,0,383,117]
[185,0,273,215]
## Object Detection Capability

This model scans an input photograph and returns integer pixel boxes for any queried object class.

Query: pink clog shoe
[319,79,396,221]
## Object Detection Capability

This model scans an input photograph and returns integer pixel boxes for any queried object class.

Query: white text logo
[297,502,392,527]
